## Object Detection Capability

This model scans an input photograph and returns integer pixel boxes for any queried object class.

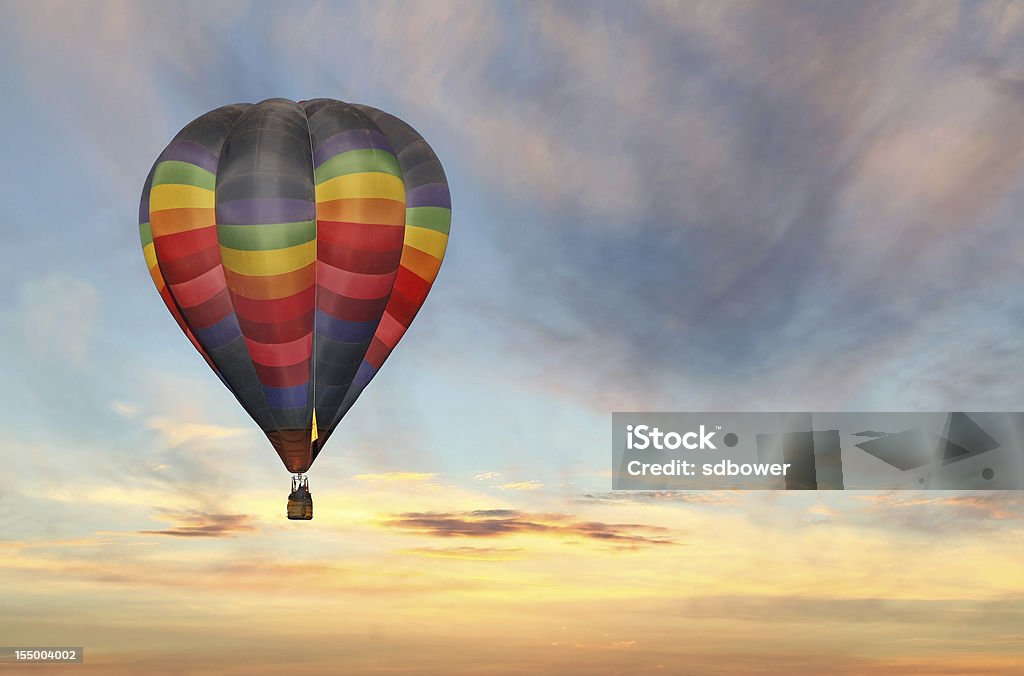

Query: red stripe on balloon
[178,287,234,329]
[363,337,390,369]
[170,265,226,308]
[317,239,402,274]
[374,311,407,349]
[237,310,315,344]
[153,226,218,262]
[158,245,221,285]
[386,269,431,326]
[253,360,311,388]
[230,286,314,323]
[316,287,389,322]
[317,220,405,251]
[159,284,219,372]
[316,262,397,300]
[245,333,312,367]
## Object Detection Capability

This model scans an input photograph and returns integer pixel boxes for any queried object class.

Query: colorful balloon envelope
[139,99,450,512]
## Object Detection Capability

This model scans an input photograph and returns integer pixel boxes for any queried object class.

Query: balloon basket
[287,474,313,521]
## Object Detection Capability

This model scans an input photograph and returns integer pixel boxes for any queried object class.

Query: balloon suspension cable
[291,473,308,493]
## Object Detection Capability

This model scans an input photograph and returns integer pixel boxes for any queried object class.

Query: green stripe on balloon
[152,160,217,190]
[314,149,402,184]
[406,207,451,234]
[217,220,316,251]
[139,221,153,247]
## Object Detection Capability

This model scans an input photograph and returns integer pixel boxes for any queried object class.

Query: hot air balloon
[138,99,450,520]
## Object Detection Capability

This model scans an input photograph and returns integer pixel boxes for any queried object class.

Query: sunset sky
[1,1,1023,673]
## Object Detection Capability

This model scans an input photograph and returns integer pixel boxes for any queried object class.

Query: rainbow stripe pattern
[139,99,450,472]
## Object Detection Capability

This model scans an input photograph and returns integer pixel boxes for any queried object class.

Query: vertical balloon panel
[144,104,278,432]
[302,99,407,463]
[215,99,318,471]
[323,105,452,441]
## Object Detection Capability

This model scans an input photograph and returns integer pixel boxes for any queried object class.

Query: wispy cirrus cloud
[144,417,254,447]
[853,491,1024,534]
[397,546,524,561]
[496,480,544,491]
[137,510,257,538]
[384,509,676,547]
[353,472,437,482]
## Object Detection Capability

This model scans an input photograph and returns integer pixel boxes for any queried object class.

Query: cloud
[398,546,524,561]
[496,481,544,491]
[353,472,437,482]
[144,417,254,447]
[137,510,257,538]
[460,1,1024,413]
[472,472,501,481]
[110,400,139,418]
[854,492,1024,534]
[384,509,676,546]
[579,491,739,506]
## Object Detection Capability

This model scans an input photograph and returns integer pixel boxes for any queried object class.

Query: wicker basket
[287,495,313,520]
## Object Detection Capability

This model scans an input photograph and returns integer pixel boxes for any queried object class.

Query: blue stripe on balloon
[315,311,378,343]
[313,129,395,167]
[353,360,378,390]
[263,383,308,409]
[193,314,242,349]
[405,182,451,209]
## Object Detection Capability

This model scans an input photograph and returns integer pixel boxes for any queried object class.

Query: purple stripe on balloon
[313,129,395,167]
[353,360,377,391]
[405,183,451,209]
[139,167,155,223]
[158,140,220,174]
[338,361,378,411]
[315,311,378,343]
[216,198,316,225]
[193,314,242,349]
[263,383,308,409]
[139,194,150,225]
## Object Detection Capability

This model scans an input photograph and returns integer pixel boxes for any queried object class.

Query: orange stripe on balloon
[148,264,165,292]
[150,207,216,237]
[223,263,315,300]
[399,246,442,283]
[315,198,405,224]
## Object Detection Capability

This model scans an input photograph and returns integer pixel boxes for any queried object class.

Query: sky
[1,0,1023,673]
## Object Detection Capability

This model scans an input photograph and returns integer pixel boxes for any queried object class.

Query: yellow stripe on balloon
[403,225,448,260]
[149,184,215,211]
[219,240,316,277]
[145,249,166,292]
[315,172,406,203]
[143,242,159,271]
